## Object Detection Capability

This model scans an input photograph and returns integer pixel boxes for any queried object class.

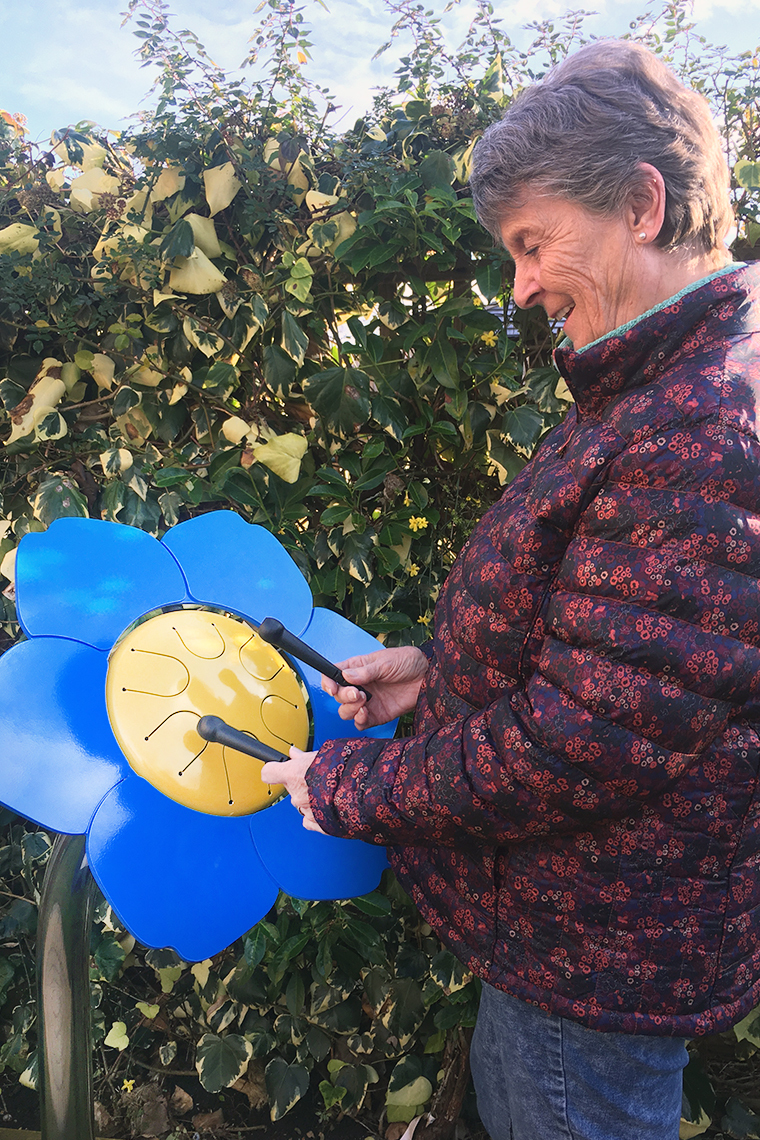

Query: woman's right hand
[323,645,429,730]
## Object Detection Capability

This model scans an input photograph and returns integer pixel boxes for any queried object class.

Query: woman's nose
[512,259,541,310]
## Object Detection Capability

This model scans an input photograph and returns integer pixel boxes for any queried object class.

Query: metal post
[37,832,97,1140]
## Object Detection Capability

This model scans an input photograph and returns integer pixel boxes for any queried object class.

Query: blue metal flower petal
[161,512,313,635]
[87,776,278,961]
[251,797,388,901]
[16,518,189,650]
[0,637,127,834]
[299,606,397,748]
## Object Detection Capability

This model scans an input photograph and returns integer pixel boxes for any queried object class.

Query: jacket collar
[553,262,760,419]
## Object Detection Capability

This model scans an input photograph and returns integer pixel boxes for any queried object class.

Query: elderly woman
[262,39,760,1140]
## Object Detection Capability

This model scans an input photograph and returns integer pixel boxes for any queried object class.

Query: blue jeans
[470,984,689,1140]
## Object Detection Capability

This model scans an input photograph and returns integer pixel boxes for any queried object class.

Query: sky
[0,0,759,145]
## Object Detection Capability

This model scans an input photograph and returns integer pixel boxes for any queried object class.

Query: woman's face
[499,193,645,350]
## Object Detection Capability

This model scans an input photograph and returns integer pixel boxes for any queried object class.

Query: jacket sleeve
[306,418,760,848]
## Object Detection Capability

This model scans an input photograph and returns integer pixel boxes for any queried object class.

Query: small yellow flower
[408,516,429,533]
[418,614,431,625]
[408,562,420,577]
[480,330,498,347]
[121,1078,135,1093]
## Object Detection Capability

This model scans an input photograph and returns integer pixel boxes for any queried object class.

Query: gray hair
[470,40,733,254]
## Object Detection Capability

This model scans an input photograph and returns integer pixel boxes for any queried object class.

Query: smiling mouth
[555,305,574,322]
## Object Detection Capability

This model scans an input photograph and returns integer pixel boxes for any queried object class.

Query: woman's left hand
[260,747,325,833]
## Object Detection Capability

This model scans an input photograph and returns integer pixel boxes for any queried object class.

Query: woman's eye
[524,245,539,257]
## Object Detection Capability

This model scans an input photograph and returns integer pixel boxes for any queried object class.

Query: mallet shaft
[257,617,371,702]
[196,715,288,763]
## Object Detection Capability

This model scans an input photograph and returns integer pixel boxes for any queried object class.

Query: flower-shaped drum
[0,511,394,960]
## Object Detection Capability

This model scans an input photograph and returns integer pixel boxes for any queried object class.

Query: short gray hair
[470,40,733,254]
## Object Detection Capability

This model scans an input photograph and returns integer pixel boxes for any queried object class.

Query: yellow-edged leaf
[69,168,120,213]
[91,353,116,391]
[305,189,339,214]
[0,223,38,255]
[252,433,308,483]
[128,347,165,387]
[169,249,226,294]
[183,316,225,357]
[185,213,222,258]
[151,165,186,203]
[222,416,251,445]
[6,362,67,445]
[0,546,16,583]
[203,163,242,216]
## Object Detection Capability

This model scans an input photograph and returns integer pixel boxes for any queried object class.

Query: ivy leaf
[281,311,309,367]
[721,1096,760,1139]
[31,475,88,527]
[0,899,36,939]
[501,404,544,456]
[160,217,195,262]
[196,1032,253,1093]
[242,1011,277,1058]
[159,1042,178,1066]
[306,1026,331,1062]
[381,977,425,1045]
[113,386,141,418]
[320,1080,346,1110]
[479,53,506,104]
[386,1055,433,1124]
[36,411,67,442]
[203,162,243,216]
[136,1001,160,1020]
[302,366,370,436]
[263,344,295,396]
[93,933,126,982]
[526,366,565,413]
[419,150,455,191]
[735,160,760,190]
[430,949,470,994]
[200,361,239,400]
[104,1021,130,1051]
[486,430,525,486]
[332,1062,371,1112]
[158,490,182,527]
[734,1007,760,1049]
[342,529,375,584]
[265,1057,310,1121]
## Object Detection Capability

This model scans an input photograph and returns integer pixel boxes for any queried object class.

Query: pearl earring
[638,232,647,241]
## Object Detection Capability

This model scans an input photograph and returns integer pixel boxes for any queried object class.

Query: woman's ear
[628,162,667,244]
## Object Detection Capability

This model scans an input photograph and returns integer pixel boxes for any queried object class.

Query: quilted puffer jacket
[307,263,760,1036]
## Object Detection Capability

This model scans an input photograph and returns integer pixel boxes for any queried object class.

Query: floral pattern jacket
[307,263,760,1036]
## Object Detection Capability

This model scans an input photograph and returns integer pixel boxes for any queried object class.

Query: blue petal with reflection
[162,512,313,636]
[88,776,279,961]
[17,518,189,650]
[0,637,128,833]
[251,796,388,901]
